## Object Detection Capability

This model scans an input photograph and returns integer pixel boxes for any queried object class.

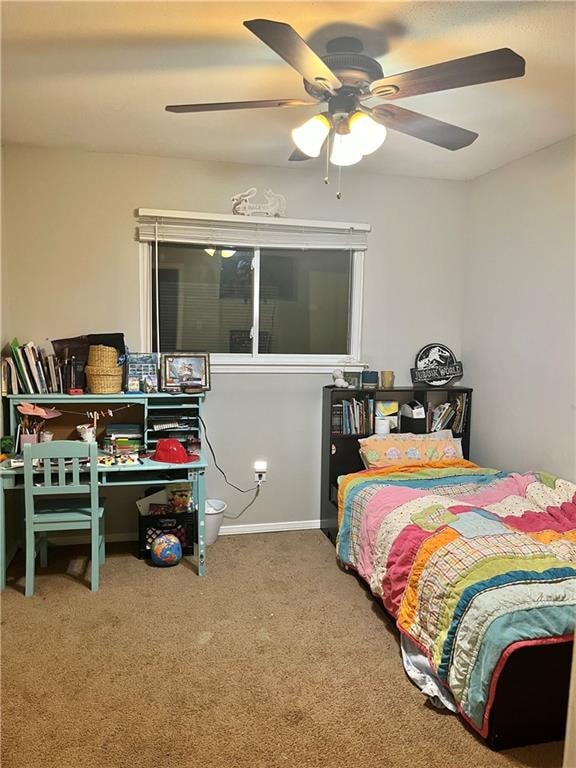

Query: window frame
[137,210,368,373]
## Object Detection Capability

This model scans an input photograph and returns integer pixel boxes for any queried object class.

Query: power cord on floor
[198,414,262,519]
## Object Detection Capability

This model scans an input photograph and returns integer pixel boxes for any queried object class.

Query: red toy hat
[150,438,191,464]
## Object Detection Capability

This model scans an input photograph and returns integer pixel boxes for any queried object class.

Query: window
[138,210,369,372]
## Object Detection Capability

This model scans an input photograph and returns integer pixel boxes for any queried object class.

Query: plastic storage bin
[205,499,227,545]
[138,510,195,559]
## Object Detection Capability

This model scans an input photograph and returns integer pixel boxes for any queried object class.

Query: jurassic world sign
[410,344,463,386]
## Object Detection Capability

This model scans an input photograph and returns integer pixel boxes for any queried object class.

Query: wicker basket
[85,365,123,394]
[87,345,118,368]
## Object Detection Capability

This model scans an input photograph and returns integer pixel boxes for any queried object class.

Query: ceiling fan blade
[370,48,525,100]
[289,148,314,161]
[244,19,342,93]
[371,104,478,150]
[166,98,315,114]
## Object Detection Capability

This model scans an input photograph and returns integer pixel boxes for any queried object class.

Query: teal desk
[1,392,208,589]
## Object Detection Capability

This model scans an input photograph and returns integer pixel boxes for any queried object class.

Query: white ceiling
[2,1,575,180]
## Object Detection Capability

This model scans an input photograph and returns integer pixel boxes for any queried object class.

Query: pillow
[387,429,455,442]
[359,433,463,469]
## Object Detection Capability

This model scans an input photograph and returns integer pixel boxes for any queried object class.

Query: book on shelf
[23,342,44,394]
[105,423,143,439]
[451,392,469,435]
[46,353,60,393]
[376,400,398,431]
[331,403,343,434]
[1,357,19,395]
[35,357,49,394]
[37,347,52,393]
[10,338,34,394]
[1,359,7,396]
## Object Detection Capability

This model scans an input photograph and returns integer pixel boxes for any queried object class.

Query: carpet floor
[1,531,566,768]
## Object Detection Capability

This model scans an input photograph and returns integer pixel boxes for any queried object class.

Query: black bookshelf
[320,384,473,544]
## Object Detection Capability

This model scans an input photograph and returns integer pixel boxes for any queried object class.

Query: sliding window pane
[259,248,351,354]
[152,243,253,353]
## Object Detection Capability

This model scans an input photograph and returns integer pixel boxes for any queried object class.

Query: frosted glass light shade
[291,114,331,157]
[330,132,363,166]
[349,112,387,155]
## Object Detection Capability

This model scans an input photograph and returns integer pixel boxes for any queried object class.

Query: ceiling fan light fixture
[204,248,236,259]
[291,113,331,157]
[330,132,363,167]
[349,112,387,155]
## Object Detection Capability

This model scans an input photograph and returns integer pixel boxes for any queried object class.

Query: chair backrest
[23,440,98,510]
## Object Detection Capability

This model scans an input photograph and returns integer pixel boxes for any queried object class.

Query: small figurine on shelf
[332,368,349,388]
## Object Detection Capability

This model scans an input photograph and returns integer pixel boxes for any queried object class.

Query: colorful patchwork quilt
[336,460,576,736]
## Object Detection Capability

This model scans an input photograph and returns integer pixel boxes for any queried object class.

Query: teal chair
[23,440,105,596]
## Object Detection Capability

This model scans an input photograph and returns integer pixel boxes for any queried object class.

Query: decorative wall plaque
[231,187,286,217]
[410,343,463,386]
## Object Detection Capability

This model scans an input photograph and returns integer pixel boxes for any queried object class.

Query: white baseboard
[220,520,320,535]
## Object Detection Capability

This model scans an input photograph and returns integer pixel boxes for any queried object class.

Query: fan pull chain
[324,133,330,185]
[337,165,343,199]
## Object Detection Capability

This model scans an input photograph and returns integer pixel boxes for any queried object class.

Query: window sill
[211,359,364,374]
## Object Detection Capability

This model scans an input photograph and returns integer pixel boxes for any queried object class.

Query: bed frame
[349,560,572,750]
[486,639,572,749]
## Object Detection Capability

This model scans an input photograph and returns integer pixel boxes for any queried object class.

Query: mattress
[336,460,576,737]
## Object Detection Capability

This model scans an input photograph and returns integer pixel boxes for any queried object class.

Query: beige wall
[1,145,466,533]
[464,137,576,479]
[3,140,575,757]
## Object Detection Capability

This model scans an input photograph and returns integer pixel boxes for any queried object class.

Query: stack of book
[430,402,456,432]
[2,338,63,395]
[102,423,143,454]
[331,398,373,436]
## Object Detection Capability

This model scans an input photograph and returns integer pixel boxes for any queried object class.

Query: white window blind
[136,208,370,250]
[137,208,369,372]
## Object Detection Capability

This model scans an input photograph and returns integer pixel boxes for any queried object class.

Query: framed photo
[126,352,159,393]
[161,353,211,392]
[343,371,361,388]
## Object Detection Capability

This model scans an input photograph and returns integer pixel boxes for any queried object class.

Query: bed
[335,444,576,749]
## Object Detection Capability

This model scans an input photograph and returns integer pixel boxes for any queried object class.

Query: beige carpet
[1,531,566,768]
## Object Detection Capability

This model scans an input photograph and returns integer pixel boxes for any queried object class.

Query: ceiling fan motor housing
[304,39,384,99]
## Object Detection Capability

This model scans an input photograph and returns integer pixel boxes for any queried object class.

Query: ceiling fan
[165,19,525,166]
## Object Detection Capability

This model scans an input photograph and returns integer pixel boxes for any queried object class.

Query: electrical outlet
[254,460,267,484]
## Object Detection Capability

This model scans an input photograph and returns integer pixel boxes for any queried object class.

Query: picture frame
[160,353,211,392]
[343,371,361,388]
[125,352,159,393]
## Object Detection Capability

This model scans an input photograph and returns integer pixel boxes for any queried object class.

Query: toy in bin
[169,483,191,512]
[150,533,182,566]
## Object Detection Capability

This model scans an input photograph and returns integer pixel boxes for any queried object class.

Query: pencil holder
[20,434,38,451]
